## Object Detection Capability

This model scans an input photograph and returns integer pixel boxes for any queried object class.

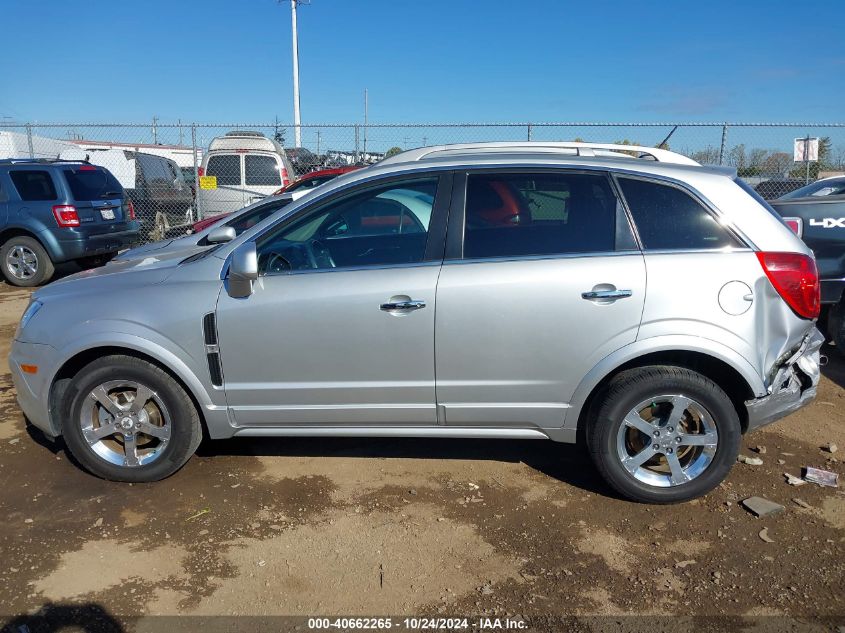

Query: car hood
[114,233,203,262]
[34,247,208,300]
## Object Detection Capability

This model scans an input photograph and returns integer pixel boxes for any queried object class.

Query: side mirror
[227,242,258,298]
[207,225,236,244]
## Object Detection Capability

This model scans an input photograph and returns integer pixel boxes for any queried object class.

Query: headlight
[19,300,43,331]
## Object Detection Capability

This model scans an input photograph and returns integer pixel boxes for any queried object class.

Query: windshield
[780,178,845,200]
[225,199,293,235]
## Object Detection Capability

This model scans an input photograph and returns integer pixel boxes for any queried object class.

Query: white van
[198,131,295,216]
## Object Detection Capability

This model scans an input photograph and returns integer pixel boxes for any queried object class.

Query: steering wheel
[263,252,292,274]
[306,239,336,269]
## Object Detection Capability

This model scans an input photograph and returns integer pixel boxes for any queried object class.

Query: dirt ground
[0,282,842,633]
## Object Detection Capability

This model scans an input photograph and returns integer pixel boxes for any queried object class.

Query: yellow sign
[199,175,217,190]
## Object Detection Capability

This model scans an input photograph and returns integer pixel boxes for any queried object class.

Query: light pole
[363,88,368,159]
[289,0,305,148]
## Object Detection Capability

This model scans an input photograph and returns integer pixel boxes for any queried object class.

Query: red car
[273,166,361,196]
[193,211,234,233]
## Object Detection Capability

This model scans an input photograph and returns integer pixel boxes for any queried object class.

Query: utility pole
[290,0,303,148]
[316,130,321,156]
[152,116,158,144]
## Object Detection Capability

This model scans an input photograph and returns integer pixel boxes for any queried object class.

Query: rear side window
[245,155,282,186]
[9,170,57,201]
[206,155,241,186]
[462,172,626,259]
[618,177,742,250]
[63,167,123,200]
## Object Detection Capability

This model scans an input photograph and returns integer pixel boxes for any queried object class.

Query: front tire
[0,236,54,287]
[62,355,202,482]
[588,366,741,504]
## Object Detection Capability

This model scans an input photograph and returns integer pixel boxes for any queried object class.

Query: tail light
[782,217,803,238]
[127,199,136,220]
[756,251,820,319]
[281,167,289,188]
[52,204,80,228]
[197,166,205,178]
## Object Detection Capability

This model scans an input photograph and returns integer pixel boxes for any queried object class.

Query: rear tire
[0,236,54,287]
[62,355,202,482]
[588,366,741,504]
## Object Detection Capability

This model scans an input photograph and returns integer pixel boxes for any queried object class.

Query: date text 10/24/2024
[307,617,529,630]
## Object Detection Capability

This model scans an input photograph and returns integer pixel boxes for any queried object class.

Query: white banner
[794,137,819,162]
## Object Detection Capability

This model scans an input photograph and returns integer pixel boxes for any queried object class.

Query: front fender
[560,334,767,431]
[47,327,231,437]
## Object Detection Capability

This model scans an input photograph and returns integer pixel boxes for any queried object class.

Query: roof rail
[0,157,87,165]
[378,142,700,166]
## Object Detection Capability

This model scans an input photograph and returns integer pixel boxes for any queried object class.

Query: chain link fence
[1,122,844,242]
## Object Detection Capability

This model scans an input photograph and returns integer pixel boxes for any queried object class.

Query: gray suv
[0,159,140,286]
[9,143,823,503]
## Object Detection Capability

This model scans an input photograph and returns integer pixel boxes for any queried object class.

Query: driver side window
[256,178,438,275]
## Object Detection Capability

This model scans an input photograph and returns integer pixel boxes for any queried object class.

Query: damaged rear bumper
[745,328,825,432]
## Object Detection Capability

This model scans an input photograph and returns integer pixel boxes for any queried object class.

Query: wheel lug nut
[667,448,674,454]
[653,443,660,450]
[676,436,682,443]
[668,426,674,433]
[653,431,660,437]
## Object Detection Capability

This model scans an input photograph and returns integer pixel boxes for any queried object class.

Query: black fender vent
[202,312,217,346]
[202,312,222,386]
[206,352,223,387]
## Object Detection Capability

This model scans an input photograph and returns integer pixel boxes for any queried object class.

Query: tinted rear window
[463,172,626,258]
[206,155,240,186]
[780,178,845,200]
[618,177,741,250]
[63,167,123,200]
[245,155,282,186]
[9,170,57,201]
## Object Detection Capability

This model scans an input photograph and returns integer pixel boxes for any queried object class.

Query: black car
[127,152,195,240]
[285,147,321,177]
[770,176,845,352]
[0,159,140,286]
[754,178,807,200]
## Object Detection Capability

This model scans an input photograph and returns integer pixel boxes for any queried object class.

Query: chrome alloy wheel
[6,244,38,280]
[80,380,171,467]
[616,394,718,487]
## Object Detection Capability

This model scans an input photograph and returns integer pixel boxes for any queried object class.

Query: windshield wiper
[180,244,222,264]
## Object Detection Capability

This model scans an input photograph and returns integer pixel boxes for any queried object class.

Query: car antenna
[656,126,679,149]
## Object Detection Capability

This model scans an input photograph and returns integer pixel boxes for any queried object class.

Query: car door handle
[581,289,633,301]
[380,300,426,311]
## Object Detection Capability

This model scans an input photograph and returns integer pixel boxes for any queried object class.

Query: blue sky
[1,0,843,125]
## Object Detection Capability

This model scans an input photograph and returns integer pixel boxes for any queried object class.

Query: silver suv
[10,143,823,503]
